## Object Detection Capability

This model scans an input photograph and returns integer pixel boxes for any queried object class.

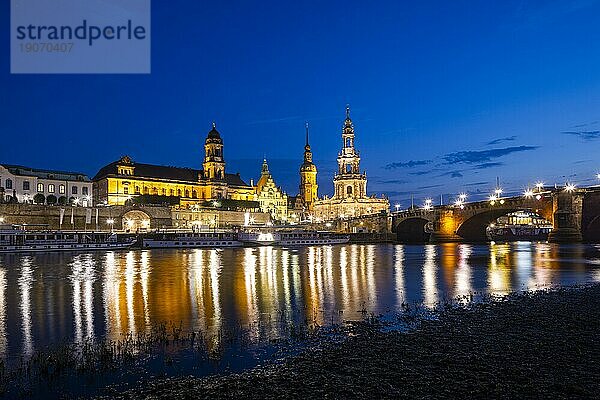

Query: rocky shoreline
[102,285,600,399]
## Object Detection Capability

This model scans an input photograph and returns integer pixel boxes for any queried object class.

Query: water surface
[1,242,600,395]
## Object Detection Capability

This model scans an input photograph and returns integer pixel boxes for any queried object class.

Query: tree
[33,193,46,204]
[58,196,67,205]
[46,195,57,205]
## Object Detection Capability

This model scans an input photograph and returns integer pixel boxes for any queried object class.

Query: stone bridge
[392,187,600,243]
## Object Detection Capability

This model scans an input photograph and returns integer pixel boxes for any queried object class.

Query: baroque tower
[299,122,318,210]
[333,106,367,199]
[203,122,225,180]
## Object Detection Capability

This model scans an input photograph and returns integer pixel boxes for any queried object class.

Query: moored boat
[142,231,242,248]
[238,229,350,246]
[486,211,553,242]
[0,224,135,253]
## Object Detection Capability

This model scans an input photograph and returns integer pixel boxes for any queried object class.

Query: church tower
[333,106,367,199]
[299,122,318,210]
[203,122,225,180]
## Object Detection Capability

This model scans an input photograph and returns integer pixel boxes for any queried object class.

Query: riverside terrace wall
[0,204,271,231]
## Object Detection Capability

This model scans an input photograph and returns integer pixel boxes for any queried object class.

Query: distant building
[93,123,256,205]
[313,106,389,220]
[0,164,93,206]
[255,159,288,222]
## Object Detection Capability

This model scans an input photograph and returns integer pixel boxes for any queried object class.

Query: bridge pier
[429,232,463,243]
[548,190,584,243]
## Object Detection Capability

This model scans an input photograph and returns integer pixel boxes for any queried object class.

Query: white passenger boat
[0,225,135,253]
[142,231,242,248]
[238,229,350,246]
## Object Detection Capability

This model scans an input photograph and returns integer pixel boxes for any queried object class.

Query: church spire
[305,121,309,147]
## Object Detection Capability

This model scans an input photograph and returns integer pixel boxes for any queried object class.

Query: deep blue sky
[2,1,600,207]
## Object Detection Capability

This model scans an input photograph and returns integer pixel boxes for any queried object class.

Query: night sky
[2,1,600,207]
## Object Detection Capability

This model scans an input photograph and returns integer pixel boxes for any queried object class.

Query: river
[1,242,600,396]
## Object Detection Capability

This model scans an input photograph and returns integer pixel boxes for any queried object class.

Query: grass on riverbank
[106,284,600,399]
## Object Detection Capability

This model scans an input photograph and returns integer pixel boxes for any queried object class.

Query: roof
[1,164,90,182]
[93,160,249,187]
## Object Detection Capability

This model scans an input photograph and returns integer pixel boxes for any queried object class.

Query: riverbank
[103,284,600,399]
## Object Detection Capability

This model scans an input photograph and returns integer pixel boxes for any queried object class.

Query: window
[135,186,140,194]
[37,183,44,192]
[82,187,88,195]
[177,189,182,197]
[48,184,55,193]
[192,190,197,198]
[162,188,166,196]
[170,189,174,196]
[124,187,129,194]
[72,186,78,195]
[23,181,30,191]
[347,186,353,195]
[143,187,149,195]
[59,184,65,194]
[5,179,12,189]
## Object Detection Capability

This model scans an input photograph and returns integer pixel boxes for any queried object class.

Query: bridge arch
[394,217,431,243]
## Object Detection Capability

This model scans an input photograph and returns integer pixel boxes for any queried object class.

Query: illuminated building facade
[93,124,255,205]
[313,106,389,220]
[0,164,93,206]
[255,159,288,222]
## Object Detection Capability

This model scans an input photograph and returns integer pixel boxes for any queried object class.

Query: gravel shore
[106,285,600,399]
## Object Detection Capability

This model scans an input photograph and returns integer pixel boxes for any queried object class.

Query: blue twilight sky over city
[2,0,600,207]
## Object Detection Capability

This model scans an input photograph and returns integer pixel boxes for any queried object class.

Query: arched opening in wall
[457,209,551,242]
[395,218,431,243]
[347,186,353,195]
[121,210,151,233]
[583,215,600,242]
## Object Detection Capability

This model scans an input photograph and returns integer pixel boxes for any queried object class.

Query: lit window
[124,187,129,194]
[37,183,44,192]
[59,184,65,194]
[48,184,55,193]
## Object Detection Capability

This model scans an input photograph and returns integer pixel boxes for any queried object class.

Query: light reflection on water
[0,242,598,361]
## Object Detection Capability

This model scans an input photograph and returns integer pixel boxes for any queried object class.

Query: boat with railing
[486,211,553,242]
[142,230,242,248]
[238,228,350,246]
[0,224,135,253]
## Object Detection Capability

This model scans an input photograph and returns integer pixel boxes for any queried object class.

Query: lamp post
[107,218,115,233]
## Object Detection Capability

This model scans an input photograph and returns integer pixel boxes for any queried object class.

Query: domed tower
[299,122,318,210]
[333,105,367,199]
[203,122,225,180]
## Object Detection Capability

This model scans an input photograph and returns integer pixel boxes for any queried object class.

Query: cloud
[486,136,516,145]
[377,179,409,184]
[418,184,444,189]
[562,131,600,141]
[443,146,539,164]
[384,160,432,170]
[474,162,504,169]
[465,181,489,187]
[408,169,442,176]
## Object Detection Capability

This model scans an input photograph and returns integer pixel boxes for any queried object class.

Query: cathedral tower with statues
[313,106,389,221]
